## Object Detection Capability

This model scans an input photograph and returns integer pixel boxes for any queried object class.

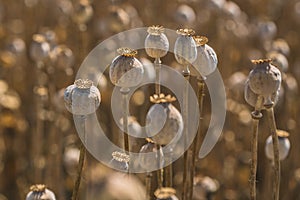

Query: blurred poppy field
[0,0,300,199]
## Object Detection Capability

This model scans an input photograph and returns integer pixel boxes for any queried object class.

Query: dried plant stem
[164,155,173,187]
[71,143,85,200]
[189,77,205,200]
[154,57,161,95]
[157,145,163,188]
[266,107,280,200]
[121,88,130,154]
[182,66,190,200]
[146,172,152,200]
[72,116,87,200]
[250,96,263,200]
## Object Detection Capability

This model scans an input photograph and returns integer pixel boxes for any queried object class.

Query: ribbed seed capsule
[26,184,56,200]
[265,130,290,161]
[266,51,288,72]
[109,151,129,171]
[193,36,218,77]
[248,59,281,107]
[64,79,101,115]
[138,139,164,170]
[155,187,179,200]
[244,79,279,109]
[174,28,197,65]
[146,94,183,146]
[145,25,169,58]
[109,47,144,88]
[30,34,50,62]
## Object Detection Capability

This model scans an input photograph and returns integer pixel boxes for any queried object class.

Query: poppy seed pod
[64,79,101,115]
[244,79,279,109]
[30,34,50,63]
[26,184,56,200]
[52,45,74,70]
[145,25,169,59]
[266,51,288,73]
[193,36,218,77]
[174,28,197,65]
[138,139,164,170]
[146,94,183,146]
[109,151,129,171]
[248,59,281,107]
[72,0,93,25]
[109,47,144,88]
[265,130,290,161]
[155,187,179,200]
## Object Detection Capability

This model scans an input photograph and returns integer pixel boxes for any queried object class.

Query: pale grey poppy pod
[64,79,101,115]
[248,59,281,107]
[174,28,197,65]
[193,36,218,77]
[138,139,164,171]
[266,51,288,72]
[145,25,169,59]
[30,34,50,62]
[146,94,183,146]
[26,184,56,200]
[109,47,144,88]
[155,187,179,200]
[109,151,129,171]
[265,130,290,161]
[244,79,279,109]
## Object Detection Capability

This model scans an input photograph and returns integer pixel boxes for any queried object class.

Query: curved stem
[266,108,280,200]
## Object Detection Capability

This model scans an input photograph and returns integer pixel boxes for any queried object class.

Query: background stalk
[154,57,161,95]
[266,107,280,200]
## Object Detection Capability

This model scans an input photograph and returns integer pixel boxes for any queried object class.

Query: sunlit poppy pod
[72,0,93,25]
[265,130,291,161]
[52,45,74,70]
[109,151,130,171]
[146,94,183,146]
[26,184,56,200]
[244,79,279,109]
[29,34,50,63]
[248,59,281,107]
[138,139,164,170]
[145,25,169,59]
[109,47,144,88]
[174,28,197,65]
[193,36,218,77]
[64,79,101,115]
[155,187,179,200]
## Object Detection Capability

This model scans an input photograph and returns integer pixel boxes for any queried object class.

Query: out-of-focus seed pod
[64,79,101,115]
[26,184,56,200]
[271,39,290,56]
[248,59,281,107]
[174,4,196,24]
[257,21,277,41]
[155,187,179,200]
[138,139,164,170]
[193,36,218,77]
[109,47,144,88]
[109,151,129,171]
[30,34,50,63]
[145,25,169,59]
[244,79,279,109]
[193,176,219,199]
[52,45,74,70]
[72,0,93,27]
[146,94,183,146]
[174,28,197,66]
[265,130,290,161]
[266,51,288,73]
